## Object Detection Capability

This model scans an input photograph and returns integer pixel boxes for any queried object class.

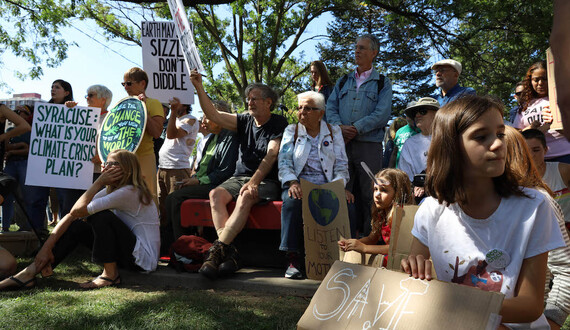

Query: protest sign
[98,97,147,163]
[141,21,193,104]
[547,47,564,131]
[26,103,100,189]
[166,0,205,73]
[297,261,504,330]
[301,179,351,281]
[386,205,419,271]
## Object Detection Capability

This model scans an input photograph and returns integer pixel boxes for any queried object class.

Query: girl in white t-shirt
[0,149,159,290]
[401,95,565,328]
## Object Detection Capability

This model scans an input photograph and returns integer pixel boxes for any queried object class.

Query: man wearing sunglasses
[432,59,476,106]
[399,97,440,200]
[122,67,165,202]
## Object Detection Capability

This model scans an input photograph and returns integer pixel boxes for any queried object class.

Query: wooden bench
[180,199,282,230]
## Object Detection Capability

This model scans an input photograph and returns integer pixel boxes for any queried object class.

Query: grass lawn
[0,248,311,329]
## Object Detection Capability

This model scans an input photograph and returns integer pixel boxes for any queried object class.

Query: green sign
[98,97,147,163]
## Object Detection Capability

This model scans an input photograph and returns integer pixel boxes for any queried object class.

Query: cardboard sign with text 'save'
[301,178,351,281]
[26,103,100,189]
[141,21,194,104]
[166,0,205,73]
[97,97,147,163]
[297,261,504,330]
[547,47,564,131]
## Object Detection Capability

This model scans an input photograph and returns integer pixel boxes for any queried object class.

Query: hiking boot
[284,252,303,279]
[219,244,240,276]
[199,240,228,279]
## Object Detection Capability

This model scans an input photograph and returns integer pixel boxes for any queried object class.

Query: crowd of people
[0,32,568,328]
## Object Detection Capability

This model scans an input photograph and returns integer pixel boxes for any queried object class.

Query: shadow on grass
[1,246,310,329]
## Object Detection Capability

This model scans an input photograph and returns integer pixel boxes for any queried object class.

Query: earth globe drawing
[308,188,340,226]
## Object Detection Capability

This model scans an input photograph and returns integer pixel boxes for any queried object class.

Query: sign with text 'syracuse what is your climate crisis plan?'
[26,103,101,190]
[97,97,147,163]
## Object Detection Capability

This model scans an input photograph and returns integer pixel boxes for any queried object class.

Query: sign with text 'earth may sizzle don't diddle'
[26,103,101,189]
[98,97,147,163]
[301,179,351,281]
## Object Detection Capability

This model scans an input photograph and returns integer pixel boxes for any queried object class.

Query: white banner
[141,21,194,104]
[26,102,100,189]
[166,0,205,73]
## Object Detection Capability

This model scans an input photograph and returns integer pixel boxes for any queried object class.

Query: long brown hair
[520,60,547,113]
[504,126,553,196]
[370,168,413,236]
[106,149,152,205]
[426,95,525,205]
[310,60,333,90]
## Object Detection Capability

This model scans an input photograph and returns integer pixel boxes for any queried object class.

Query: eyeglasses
[85,93,97,99]
[416,108,429,116]
[297,106,322,112]
[246,97,264,103]
[432,67,453,74]
[514,92,523,97]
[104,161,120,167]
[15,109,31,116]
[121,81,133,87]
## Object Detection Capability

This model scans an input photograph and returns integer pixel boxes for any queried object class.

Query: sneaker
[199,240,227,279]
[285,264,303,279]
[284,252,304,279]
[219,244,240,276]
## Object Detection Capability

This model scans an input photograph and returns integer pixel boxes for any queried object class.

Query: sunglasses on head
[121,81,133,87]
[514,92,523,96]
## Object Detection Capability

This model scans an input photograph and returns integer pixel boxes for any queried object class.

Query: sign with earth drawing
[301,179,351,281]
[98,97,147,163]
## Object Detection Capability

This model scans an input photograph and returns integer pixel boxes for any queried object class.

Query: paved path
[121,262,321,297]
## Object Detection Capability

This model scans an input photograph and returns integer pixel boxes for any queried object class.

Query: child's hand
[339,238,364,253]
[401,254,432,280]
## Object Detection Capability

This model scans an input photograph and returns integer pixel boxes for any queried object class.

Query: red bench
[180,199,282,230]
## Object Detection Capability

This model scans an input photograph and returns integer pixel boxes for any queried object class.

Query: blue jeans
[2,159,49,231]
[279,188,357,253]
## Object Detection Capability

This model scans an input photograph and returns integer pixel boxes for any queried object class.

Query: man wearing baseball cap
[399,97,439,200]
[432,59,475,106]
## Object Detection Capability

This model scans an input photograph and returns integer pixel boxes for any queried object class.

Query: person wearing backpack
[278,91,353,279]
[326,34,392,238]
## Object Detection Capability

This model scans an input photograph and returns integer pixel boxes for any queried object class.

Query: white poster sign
[166,0,205,73]
[141,21,193,104]
[26,102,100,189]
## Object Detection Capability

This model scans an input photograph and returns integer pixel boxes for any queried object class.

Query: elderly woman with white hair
[278,91,354,279]
[67,85,113,181]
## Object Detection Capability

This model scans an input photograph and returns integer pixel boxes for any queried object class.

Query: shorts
[218,176,281,202]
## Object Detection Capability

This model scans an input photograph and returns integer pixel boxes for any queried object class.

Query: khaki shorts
[218,176,281,202]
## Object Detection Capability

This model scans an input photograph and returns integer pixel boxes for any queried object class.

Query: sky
[0,10,332,112]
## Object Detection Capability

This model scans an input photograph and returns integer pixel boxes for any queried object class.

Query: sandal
[2,276,37,291]
[80,275,121,290]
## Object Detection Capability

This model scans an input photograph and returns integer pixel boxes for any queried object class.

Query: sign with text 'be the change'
[26,103,101,189]
[141,21,193,104]
[98,97,147,163]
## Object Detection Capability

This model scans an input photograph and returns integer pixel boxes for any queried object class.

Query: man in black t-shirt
[190,70,288,279]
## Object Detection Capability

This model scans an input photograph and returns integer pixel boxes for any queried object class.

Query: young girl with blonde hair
[0,149,159,290]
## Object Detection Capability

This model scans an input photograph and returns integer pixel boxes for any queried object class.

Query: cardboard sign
[302,179,351,281]
[97,97,147,163]
[547,48,564,131]
[386,205,419,271]
[166,0,205,73]
[26,102,100,189]
[141,21,193,104]
[297,261,504,330]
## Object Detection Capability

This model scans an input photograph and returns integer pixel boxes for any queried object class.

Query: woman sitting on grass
[0,149,160,290]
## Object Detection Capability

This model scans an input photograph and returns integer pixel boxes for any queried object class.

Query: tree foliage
[321,0,553,112]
